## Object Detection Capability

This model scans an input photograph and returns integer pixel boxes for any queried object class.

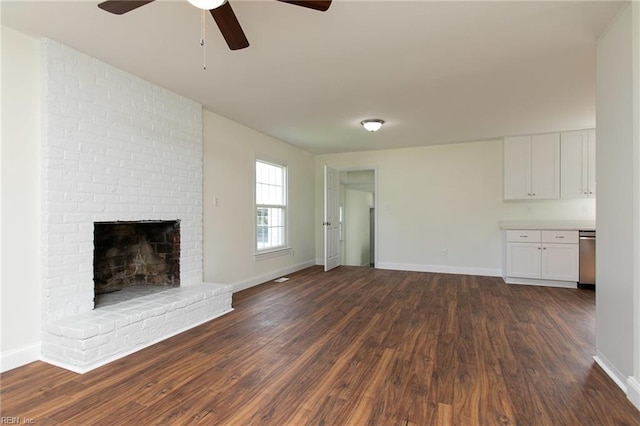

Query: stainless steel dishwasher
[578,230,596,288]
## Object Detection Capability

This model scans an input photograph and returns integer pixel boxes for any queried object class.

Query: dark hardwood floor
[2,266,639,425]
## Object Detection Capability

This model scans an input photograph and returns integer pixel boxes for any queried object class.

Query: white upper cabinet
[531,133,561,199]
[587,129,596,197]
[504,133,560,200]
[561,129,596,198]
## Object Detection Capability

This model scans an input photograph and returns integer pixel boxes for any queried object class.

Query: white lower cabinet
[506,242,541,278]
[505,230,579,285]
[540,243,579,281]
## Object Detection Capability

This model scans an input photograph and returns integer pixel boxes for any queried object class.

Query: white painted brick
[46,343,67,359]
[149,304,168,317]
[142,316,165,329]
[119,309,144,324]
[77,348,100,364]
[48,320,99,339]
[41,38,209,367]
[43,284,232,369]
[48,261,77,276]
[87,319,116,335]
[62,270,90,284]
[62,253,91,266]
[170,298,187,310]
[118,321,143,336]
[48,284,79,299]
[77,334,110,351]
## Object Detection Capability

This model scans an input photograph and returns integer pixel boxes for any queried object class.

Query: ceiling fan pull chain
[200,8,207,70]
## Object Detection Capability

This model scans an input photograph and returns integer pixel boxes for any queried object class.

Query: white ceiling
[1,0,625,154]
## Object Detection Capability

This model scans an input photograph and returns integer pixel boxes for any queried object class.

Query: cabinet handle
[555,236,564,239]
[589,192,593,195]
[538,247,541,250]
[543,247,547,250]
[519,235,528,238]
[532,193,536,196]
[584,191,588,194]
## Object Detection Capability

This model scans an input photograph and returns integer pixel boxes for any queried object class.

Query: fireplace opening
[93,220,180,308]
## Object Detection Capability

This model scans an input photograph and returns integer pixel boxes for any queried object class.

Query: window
[255,159,287,253]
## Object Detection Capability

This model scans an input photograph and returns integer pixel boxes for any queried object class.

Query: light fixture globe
[187,0,226,10]
[361,119,385,132]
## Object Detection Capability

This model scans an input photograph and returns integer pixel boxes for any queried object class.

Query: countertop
[498,220,596,231]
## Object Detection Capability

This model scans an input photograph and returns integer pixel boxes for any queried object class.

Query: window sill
[254,247,292,261]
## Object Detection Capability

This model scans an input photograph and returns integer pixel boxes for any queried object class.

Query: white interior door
[324,166,340,271]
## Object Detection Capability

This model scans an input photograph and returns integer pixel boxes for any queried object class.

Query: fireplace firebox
[93,220,180,307]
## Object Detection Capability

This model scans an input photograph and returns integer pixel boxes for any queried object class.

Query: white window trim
[254,247,293,261]
[254,156,291,259]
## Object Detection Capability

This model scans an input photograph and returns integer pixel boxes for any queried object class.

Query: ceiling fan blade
[276,0,331,12]
[210,2,250,50]
[98,0,155,15]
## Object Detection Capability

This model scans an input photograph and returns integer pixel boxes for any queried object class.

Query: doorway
[340,169,376,267]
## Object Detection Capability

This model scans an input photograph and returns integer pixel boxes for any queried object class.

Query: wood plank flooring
[2,266,639,425]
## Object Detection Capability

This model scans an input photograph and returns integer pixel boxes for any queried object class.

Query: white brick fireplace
[40,40,232,372]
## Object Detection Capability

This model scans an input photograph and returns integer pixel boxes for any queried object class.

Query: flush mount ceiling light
[361,119,385,132]
[187,0,226,10]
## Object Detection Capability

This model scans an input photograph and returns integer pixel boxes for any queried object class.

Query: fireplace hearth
[93,220,180,307]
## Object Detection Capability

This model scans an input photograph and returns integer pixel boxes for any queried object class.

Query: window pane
[256,160,287,252]
[256,161,285,206]
[256,207,285,250]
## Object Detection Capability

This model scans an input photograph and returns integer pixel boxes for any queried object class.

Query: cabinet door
[541,243,579,281]
[506,242,541,278]
[504,136,532,200]
[561,130,588,199]
[531,133,560,199]
[587,129,596,197]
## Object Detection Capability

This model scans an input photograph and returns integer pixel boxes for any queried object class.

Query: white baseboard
[594,352,628,393]
[1,343,41,373]
[376,262,501,278]
[233,260,317,293]
[627,376,640,410]
[503,276,577,289]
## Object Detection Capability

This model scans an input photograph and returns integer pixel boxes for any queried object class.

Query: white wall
[632,1,640,409]
[344,188,372,266]
[597,1,640,409]
[595,3,636,391]
[202,111,316,291]
[1,27,43,370]
[315,140,596,275]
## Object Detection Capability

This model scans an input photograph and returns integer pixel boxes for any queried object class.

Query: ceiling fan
[97,0,332,51]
